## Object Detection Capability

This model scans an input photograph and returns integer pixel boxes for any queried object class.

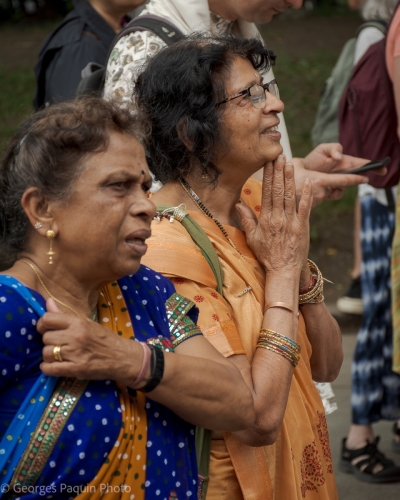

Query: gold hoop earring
[46,230,55,264]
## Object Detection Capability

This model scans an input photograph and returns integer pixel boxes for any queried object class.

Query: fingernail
[334,151,343,160]
[278,154,286,162]
[304,178,311,186]
[362,177,369,184]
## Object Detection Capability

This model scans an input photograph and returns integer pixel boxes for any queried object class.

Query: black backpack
[76,14,184,97]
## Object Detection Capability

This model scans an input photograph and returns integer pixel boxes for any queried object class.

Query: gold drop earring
[46,230,55,264]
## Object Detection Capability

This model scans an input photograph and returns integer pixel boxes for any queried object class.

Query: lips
[125,229,151,256]
[261,121,280,135]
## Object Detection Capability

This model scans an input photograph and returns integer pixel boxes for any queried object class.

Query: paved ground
[326,311,400,500]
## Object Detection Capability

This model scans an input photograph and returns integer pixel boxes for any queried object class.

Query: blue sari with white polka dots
[0,266,198,499]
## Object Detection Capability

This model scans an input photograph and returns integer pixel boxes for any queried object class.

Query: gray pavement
[326,330,400,500]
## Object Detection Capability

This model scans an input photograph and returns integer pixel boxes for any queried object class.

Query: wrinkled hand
[236,155,312,273]
[38,299,140,385]
[293,143,376,206]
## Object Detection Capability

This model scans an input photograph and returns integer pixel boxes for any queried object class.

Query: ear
[176,117,193,151]
[21,187,58,236]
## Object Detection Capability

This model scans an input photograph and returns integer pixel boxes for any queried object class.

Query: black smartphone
[339,156,391,175]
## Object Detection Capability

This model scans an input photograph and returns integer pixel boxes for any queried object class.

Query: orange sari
[143,178,338,500]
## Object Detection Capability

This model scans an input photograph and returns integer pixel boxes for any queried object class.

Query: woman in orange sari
[137,34,343,499]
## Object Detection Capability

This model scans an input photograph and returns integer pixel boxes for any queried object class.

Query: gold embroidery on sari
[11,377,88,488]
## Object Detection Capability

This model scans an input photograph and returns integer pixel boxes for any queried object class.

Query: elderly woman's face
[49,133,155,283]
[216,56,284,174]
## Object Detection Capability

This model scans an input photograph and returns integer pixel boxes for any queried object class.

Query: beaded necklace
[179,177,244,256]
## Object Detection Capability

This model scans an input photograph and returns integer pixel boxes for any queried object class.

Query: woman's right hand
[236,155,313,275]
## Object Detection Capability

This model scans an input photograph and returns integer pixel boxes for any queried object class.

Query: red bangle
[299,273,317,294]
[130,342,152,389]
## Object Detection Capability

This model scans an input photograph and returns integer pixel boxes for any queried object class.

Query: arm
[173,156,313,447]
[298,265,343,382]
[37,299,255,432]
[103,30,167,105]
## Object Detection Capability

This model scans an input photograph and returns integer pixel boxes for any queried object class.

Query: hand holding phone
[339,156,391,175]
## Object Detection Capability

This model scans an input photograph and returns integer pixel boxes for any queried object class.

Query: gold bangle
[263,301,298,316]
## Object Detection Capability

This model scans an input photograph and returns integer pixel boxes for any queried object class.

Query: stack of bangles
[257,328,301,367]
[299,259,324,305]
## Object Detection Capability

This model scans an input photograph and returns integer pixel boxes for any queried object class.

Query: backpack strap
[76,15,184,98]
[356,20,387,37]
[156,204,223,500]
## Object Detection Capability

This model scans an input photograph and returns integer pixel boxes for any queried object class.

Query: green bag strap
[156,204,221,499]
[195,427,213,499]
[156,205,224,295]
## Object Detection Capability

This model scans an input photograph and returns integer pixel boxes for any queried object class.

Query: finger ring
[53,345,63,362]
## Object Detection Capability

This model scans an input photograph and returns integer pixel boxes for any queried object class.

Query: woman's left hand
[37,299,141,385]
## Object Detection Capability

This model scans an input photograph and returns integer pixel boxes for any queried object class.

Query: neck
[15,256,99,318]
[88,0,124,32]
[208,0,238,21]
[182,171,246,229]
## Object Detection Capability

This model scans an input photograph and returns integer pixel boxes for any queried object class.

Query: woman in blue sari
[0,97,254,499]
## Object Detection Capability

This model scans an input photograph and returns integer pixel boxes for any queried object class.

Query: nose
[130,191,157,223]
[262,91,284,114]
[288,0,303,10]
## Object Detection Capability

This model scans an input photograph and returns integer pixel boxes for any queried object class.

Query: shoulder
[104,30,167,103]
[119,265,175,301]
[0,282,44,387]
[39,12,84,54]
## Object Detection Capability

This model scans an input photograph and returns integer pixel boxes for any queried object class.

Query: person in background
[103,0,374,207]
[33,0,145,109]
[388,0,400,451]
[339,0,400,484]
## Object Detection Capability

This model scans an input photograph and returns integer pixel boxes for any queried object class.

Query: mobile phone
[340,156,391,175]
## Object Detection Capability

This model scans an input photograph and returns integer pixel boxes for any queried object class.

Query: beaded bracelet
[258,328,301,367]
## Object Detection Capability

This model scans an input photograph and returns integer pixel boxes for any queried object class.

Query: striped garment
[352,194,400,424]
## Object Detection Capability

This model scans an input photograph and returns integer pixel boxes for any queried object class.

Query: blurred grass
[0,68,35,152]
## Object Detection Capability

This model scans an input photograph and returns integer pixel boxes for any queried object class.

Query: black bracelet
[140,345,165,393]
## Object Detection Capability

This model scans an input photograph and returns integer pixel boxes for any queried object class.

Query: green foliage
[0,68,34,153]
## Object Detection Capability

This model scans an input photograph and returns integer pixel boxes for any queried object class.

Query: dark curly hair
[0,97,148,266]
[135,33,271,184]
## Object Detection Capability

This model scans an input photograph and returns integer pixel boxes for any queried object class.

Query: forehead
[82,132,149,179]
[225,56,260,96]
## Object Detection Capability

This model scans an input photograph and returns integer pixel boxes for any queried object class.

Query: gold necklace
[19,259,97,318]
[179,178,244,256]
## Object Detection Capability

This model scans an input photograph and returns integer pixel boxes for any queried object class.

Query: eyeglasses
[216,79,280,109]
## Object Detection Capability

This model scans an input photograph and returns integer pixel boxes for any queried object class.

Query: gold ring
[53,345,63,362]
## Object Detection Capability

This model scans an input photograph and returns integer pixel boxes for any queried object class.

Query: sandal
[393,423,400,454]
[339,436,400,483]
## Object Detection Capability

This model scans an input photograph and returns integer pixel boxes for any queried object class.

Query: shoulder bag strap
[155,206,219,499]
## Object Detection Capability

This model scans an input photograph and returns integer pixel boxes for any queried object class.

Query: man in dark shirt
[33,0,144,110]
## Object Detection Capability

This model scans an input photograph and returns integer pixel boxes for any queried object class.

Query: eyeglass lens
[249,82,280,109]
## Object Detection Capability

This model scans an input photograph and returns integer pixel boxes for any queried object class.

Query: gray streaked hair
[362,0,398,21]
